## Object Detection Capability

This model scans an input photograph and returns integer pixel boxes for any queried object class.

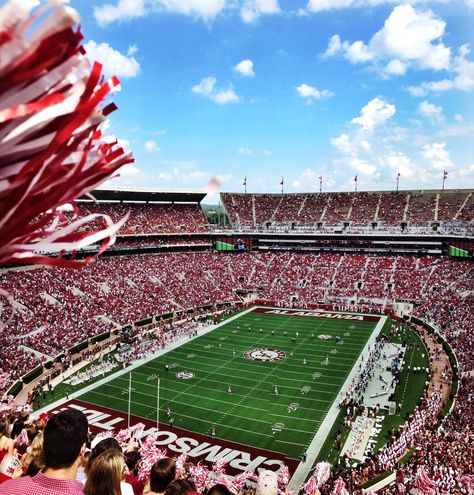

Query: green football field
[79,308,383,461]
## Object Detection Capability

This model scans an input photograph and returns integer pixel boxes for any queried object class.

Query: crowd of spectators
[221,190,474,230]
[73,202,210,235]
[1,252,471,389]
[112,238,211,249]
[0,249,473,493]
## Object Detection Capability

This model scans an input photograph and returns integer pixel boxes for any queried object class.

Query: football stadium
[0,2,473,495]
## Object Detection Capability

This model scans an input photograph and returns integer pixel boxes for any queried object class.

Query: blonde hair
[84,450,123,495]
[22,431,44,471]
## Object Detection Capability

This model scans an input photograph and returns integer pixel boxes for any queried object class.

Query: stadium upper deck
[74,188,473,238]
[221,189,474,230]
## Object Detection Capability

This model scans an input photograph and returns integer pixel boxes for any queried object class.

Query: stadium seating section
[221,191,474,229]
[1,252,472,388]
[74,201,210,234]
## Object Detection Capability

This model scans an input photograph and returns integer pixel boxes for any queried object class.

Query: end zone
[50,399,300,476]
[252,307,382,323]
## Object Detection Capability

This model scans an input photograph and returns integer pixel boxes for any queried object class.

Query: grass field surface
[79,307,381,461]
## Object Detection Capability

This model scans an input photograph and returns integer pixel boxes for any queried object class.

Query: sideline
[287,314,387,491]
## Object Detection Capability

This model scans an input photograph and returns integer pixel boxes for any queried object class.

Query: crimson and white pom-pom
[277,465,290,492]
[137,433,167,481]
[302,475,319,495]
[232,470,255,493]
[139,433,159,453]
[312,461,331,488]
[14,428,30,448]
[0,0,134,268]
[175,453,188,477]
[0,372,11,393]
[115,427,135,448]
[132,423,146,434]
[137,447,167,481]
[415,466,437,495]
[461,474,474,494]
[189,462,211,493]
[396,482,407,494]
[331,477,349,495]
[212,458,228,477]
[0,395,18,416]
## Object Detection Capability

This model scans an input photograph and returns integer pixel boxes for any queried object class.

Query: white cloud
[407,44,474,95]
[94,0,226,25]
[290,169,324,191]
[454,114,464,123]
[323,5,452,78]
[296,83,333,102]
[353,159,377,176]
[192,76,216,96]
[351,98,396,131]
[370,5,450,71]
[322,34,373,63]
[458,164,474,177]
[84,40,140,78]
[192,77,239,105]
[118,164,141,176]
[385,152,416,178]
[185,170,207,181]
[331,133,352,154]
[127,44,138,56]
[239,147,253,155]
[158,172,173,180]
[94,0,147,25]
[234,59,255,77]
[345,40,374,64]
[422,142,454,170]
[213,89,239,105]
[384,59,407,75]
[323,34,342,58]
[262,149,272,156]
[307,0,354,13]
[418,101,444,124]
[240,0,280,23]
[144,140,160,152]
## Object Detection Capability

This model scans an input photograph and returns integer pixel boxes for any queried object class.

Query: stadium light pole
[396,172,400,193]
[442,170,448,192]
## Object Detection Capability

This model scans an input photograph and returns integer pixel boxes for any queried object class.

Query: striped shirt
[0,471,85,495]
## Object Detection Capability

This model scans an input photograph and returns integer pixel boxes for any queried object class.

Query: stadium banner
[50,399,299,475]
[252,307,381,322]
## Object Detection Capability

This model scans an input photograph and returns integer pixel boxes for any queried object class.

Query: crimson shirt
[0,471,85,495]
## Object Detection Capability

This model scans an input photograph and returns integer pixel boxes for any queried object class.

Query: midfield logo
[244,348,286,362]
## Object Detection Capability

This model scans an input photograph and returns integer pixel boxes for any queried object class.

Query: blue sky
[69,0,473,202]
